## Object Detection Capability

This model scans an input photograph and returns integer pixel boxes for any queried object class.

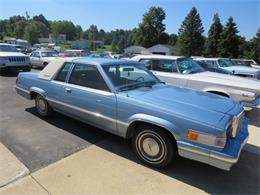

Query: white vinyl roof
[38,58,73,80]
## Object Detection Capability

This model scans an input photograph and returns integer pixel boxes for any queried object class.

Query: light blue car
[15,57,249,170]
[195,58,260,80]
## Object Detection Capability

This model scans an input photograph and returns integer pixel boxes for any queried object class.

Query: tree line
[0,7,259,62]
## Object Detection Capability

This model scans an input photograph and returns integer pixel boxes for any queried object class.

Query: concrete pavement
[0,143,29,188]
[1,128,260,194]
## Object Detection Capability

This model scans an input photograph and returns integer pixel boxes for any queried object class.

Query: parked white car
[231,59,260,69]
[132,55,260,110]
[194,57,260,80]
[30,49,59,68]
[0,43,31,75]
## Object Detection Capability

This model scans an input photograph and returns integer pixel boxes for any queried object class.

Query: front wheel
[132,125,177,168]
[35,94,52,117]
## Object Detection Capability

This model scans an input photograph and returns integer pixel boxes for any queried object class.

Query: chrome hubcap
[142,138,160,157]
[38,98,46,112]
[137,131,166,163]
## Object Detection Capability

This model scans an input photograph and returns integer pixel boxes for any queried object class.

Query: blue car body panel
[15,58,249,170]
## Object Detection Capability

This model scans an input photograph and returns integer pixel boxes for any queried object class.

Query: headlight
[187,129,226,149]
[242,92,256,102]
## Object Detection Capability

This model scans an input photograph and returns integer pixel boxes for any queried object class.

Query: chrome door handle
[96,100,102,102]
[65,88,71,92]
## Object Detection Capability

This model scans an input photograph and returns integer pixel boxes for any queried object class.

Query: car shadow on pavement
[26,107,260,194]
[246,108,260,128]
[0,71,19,77]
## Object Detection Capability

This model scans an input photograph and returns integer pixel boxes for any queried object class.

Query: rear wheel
[43,62,48,68]
[132,125,177,168]
[35,94,52,117]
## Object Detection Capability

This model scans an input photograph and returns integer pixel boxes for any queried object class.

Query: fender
[29,87,46,98]
[127,113,181,140]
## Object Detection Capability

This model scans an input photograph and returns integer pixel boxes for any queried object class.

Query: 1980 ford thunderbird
[15,57,249,170]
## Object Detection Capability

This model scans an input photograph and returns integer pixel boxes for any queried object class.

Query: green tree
[135,6,166,47]
[23,21,49,44]
[0,20,10,36]
[176,7,204,56]
[75,25,83,39]
[218,17,239,58]
[32,14,50,28]
[51,20,77,40]
[13,20,27,38]
[249,29,260,63]
[117,37,125,53]
[204,14,223,57]
[168,33,178,46]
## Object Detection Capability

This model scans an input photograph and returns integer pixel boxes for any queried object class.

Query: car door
[151,59,188,87]
[47,62,74,110]
[63,63,117,134]
[30,51,41,67]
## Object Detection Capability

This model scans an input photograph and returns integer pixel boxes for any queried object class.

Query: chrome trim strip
[46,97,128,127]
[15,86,30,94]
[50,80,113,96]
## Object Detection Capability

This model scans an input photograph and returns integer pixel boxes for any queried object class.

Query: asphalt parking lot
[0,70,260,194]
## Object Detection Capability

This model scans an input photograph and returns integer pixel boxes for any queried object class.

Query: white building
[124,46,151,55]
[148,44,175,55]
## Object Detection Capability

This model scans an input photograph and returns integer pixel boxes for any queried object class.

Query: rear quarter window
[54,62,73,82]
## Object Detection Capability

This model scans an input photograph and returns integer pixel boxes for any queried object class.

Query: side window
[218,60,226,67]
[54,62,72,82]
[69,63,109,91]
[32,52,40,58]
[139,59,152,70]
[152,60,177,72]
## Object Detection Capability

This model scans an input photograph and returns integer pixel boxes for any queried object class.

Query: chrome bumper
[241,97,260,109]
[177,118,249,171]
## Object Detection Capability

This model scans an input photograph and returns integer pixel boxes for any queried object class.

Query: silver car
[30,49,59,68]
[195,58,260,80]
[132,55,260,110]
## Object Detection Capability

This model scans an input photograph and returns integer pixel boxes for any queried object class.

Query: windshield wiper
[118,81,158,92]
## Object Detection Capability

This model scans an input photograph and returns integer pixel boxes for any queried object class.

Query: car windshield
[41,51,59,57]
[0,45,18,52]
[218,59,235,67]
[102,63,161,92]
[177,58,205,74]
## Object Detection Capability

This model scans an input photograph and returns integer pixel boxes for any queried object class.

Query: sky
[0,0,259,40]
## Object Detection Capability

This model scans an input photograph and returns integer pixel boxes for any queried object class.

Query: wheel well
[206,91,229,98]
[126,121,176,142]
[30,91,39,100]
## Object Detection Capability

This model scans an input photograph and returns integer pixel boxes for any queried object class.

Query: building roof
[148,44,174,50]
[124,45,150,54]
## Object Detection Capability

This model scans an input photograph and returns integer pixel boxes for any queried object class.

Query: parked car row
[132,55,260,111]
[15,56,257,171]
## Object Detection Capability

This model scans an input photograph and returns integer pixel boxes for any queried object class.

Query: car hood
[125,85,238,127]
[190,72,260,92]
[222,66,260,74]
[0,52,27,57]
